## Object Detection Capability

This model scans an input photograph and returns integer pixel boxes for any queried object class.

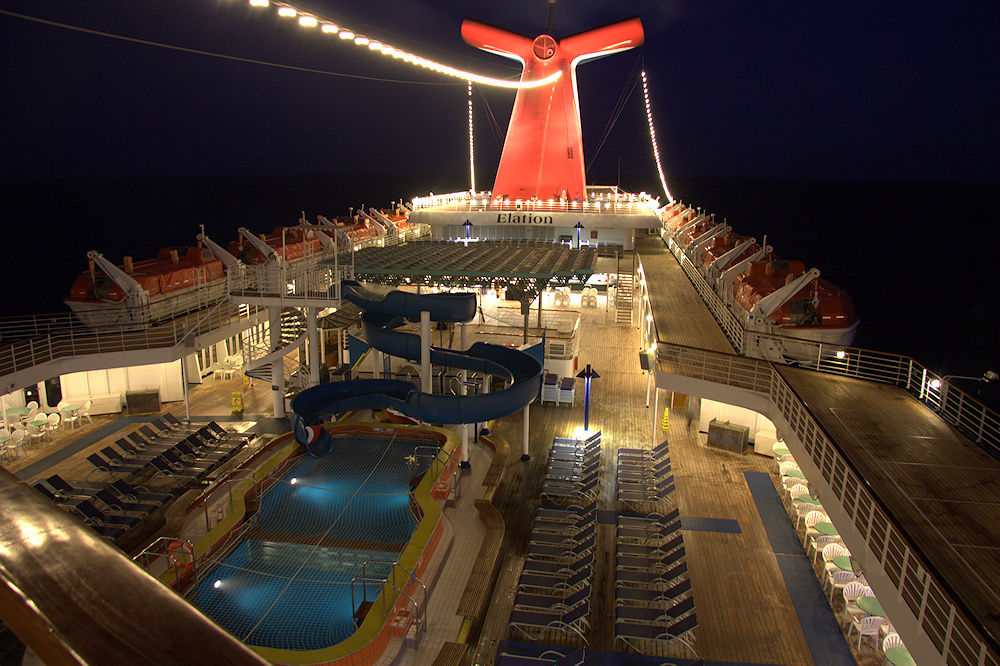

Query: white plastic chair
[821,542,850,574]
[841,581,869,625]
[9,428,26,458]
[882,632,904,651]
[45,412,61,438]
[827,569,856,602]
[79,400,93,425]
[26,421,44,446]
[60,406,79,429]
[847,615,884,649]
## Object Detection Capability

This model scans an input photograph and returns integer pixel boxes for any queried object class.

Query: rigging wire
[0,9,460,86]
[585,51,644,173]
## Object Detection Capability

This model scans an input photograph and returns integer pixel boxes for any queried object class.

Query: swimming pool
[191,429,443,652]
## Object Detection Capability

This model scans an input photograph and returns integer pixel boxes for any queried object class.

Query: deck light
[277,7,296,17]
[214,580,222,589]
[290,477,298,484]
[298,16,317,27]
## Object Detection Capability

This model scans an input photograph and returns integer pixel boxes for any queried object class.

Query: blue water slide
[291,281,543,457]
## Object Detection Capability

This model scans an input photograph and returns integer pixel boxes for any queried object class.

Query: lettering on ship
[496,213,553,224]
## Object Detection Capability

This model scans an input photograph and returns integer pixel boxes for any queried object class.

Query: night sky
[2,0,997,182]
[1,0,998,380]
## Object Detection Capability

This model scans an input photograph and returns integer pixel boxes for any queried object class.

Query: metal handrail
[654,340,999,662]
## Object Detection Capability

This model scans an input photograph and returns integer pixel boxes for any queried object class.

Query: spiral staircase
[242,307,310,392]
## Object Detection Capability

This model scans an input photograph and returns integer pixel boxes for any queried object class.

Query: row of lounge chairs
[613,507,698,655]
[617,439,675,510]
[32,474,185,543]
[540,432,602,506]
[509,502,598,643]
[85,417,250,484]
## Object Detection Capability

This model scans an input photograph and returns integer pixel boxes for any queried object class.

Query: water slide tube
[291,281,543,457]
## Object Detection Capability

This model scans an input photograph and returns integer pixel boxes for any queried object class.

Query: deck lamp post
[574,221,583,249]
[464,219,472,241]
[576,364,600,432]
[930,370,998,413]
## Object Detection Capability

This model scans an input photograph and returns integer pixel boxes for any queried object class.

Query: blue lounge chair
[533,511,596,534]
[529,523,596,548]
[518,566,591,593]
[615,595,695,624]
[615,578,692,605]
[534,501,597,522]
[508,601,590,642]
[614,613,697,655]
[513,585,591,613]
[615,561,688,588]
[86,453,145,480]
[528,533,596,560]
[523,552,594,577]
[94,488,159,517]
[73,499,142,529]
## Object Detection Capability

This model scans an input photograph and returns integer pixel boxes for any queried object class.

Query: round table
[772,446,790,458]
[832,555,853,571]
[785,469,806,480]
[798,493,821,506]
[815,522,839,536]
[4,407,29,419]
[856,595,885,617]
[885,647,915,666]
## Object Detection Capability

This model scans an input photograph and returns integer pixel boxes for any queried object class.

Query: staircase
[243,308,309,389]
[615,254,636,325]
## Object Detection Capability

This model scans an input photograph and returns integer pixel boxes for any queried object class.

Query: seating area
[540,374,576,407]
[84,413,250,484]
[539,432,601,505]
[509,500,596,643]
[616,439,674,510]
[31,474,185,545]
[773,441,913,664]
[1,399,95,460]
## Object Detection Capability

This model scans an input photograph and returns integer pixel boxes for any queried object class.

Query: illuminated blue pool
[193,433,433,651]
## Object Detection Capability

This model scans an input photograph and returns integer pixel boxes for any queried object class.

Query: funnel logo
[533,35,556,59]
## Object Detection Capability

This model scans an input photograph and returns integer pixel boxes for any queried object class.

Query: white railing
[411,191,659,217]
[0,301,267,380]
[654,341,1000,664]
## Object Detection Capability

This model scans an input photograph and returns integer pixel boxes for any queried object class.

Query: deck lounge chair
[615,596,695,625]
[110,479,185,503]
[549,447,599,464]
[534,501,597,522]
[496,647,585,666]
[618,439,669,457]
[518,567,592,593]
[618,477,675,507]
[617,538,685,565]
[513,585,591,613]
[616,545,686,572]
[547,457,599,473]
[615,578,692,606]
[528,533,596,560]
[617,459,671,478]
[139,424,183,442]
[544,469,599,487]
[161,447,214,472]
[617,520,681,544]
[615,561,688,589]
[115,439,163,460]
[533,511,596,534]
[94,488,160,517]
[550,440,600,456]
[553,430,600,447]
[508,601,590,642]
[522,552,595,577]
[72,499,142,529]
[204,420,253,442]
[86,453,145,480]
[616,508,680,529]
[42,475,97,501]
[174,440,228,464]
[529,524,596,548]
[540,477,599,504]
[614,613,697,655]
[149,455,210,481]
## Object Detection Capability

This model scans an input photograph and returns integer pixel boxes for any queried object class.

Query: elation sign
[496,213,553,224]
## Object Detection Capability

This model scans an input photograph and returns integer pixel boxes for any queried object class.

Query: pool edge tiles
[191,422,460,666]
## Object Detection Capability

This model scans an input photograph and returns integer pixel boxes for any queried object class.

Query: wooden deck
[779,364,1000,647]
[635,236,734,354]
[464,290,887,665]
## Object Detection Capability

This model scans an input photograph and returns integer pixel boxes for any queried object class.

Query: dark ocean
[2,174,996,404]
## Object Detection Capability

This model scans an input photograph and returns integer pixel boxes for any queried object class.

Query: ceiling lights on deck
[249,0,562,89]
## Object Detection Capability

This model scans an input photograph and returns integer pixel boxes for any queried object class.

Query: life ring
[166,540,194,573]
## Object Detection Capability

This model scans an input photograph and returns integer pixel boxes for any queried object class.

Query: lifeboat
[64,244,230,328]
[662,205,859,363]
[227,226,333,265]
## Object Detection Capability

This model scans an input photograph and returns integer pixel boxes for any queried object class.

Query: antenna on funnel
[546,0,556,34]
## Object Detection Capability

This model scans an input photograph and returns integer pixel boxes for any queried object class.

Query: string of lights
[468,81,476,193]
[249,0,563,90]
[641,70,674,203]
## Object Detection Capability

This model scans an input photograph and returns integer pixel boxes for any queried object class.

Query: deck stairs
[615,254,636,325]
[242,307,308,388]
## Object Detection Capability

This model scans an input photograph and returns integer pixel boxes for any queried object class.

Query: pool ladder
[351,561,427,647]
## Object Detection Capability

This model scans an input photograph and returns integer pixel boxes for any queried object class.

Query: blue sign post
[576,364,600,431]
